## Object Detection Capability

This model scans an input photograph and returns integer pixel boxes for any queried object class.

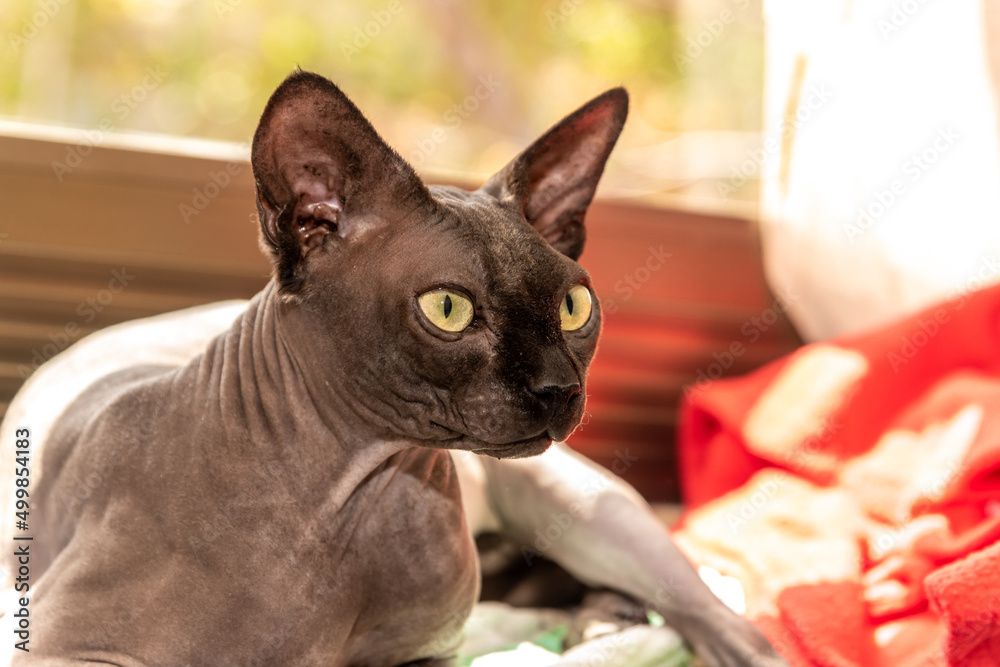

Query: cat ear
[481,88,628,260]
[251,70,430,292]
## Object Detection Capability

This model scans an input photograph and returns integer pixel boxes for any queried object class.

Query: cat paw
[678,607,789,667]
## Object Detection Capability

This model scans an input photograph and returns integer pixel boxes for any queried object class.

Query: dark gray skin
[8,72,787,666]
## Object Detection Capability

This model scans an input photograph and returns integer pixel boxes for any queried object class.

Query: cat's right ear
[251,70,431,292]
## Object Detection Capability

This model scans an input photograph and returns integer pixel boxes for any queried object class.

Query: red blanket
[675,284,1000,667]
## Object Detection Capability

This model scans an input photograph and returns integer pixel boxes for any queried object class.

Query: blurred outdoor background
[1,0,765,210]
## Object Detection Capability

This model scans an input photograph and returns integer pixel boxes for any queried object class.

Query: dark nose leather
[531,380,581,408]
[529,348,581,410]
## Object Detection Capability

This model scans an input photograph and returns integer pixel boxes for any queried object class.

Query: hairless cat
[0,71,786,667]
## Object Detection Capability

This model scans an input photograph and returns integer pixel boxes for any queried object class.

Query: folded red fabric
[676,283,1000,666]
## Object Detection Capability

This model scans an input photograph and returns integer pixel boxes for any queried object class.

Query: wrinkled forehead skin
[426,185,591,303]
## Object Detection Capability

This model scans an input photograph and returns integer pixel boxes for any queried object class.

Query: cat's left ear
[481,88,628,260]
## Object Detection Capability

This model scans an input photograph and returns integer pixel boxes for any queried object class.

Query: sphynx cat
[0,71,786,667]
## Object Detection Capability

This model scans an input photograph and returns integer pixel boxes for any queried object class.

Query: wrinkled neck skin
[209,280,408,506]
[27,279,474,666]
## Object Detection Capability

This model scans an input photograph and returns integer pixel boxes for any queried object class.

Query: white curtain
[759,0,1000,341]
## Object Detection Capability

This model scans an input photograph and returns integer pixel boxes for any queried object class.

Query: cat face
[251,71,627,457]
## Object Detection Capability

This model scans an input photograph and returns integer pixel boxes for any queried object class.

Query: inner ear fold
[251,70,429,292]
[482,88,628,260]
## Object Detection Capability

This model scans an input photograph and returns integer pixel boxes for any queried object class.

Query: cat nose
[529,363,581,408]
[531,381,582,409]
[528,347,582,413]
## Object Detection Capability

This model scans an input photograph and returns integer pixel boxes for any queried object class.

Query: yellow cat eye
[560,284,593,331]
[418,289,475,333]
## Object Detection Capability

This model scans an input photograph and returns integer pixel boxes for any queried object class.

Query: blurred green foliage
[1,0,763,198]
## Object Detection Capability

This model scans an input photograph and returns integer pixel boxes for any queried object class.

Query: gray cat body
[0,72,786,667]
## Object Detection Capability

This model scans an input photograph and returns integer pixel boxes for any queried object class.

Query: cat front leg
[473,443,788,667]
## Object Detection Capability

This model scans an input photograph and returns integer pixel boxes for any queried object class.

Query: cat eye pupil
[559,284,592,332]
[443,295,452,318]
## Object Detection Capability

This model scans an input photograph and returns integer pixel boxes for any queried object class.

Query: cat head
[251,70,627,458]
